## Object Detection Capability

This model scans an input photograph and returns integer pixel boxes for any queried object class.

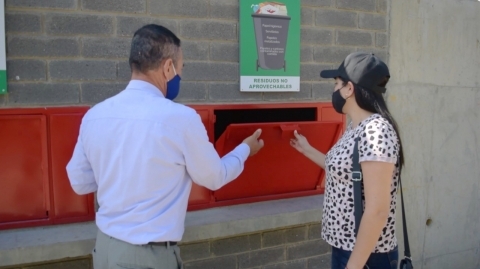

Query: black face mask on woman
[331,89,347,114]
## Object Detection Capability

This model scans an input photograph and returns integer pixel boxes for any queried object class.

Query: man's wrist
[237,143,251,160]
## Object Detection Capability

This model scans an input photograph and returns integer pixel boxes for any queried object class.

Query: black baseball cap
[320,52,390,94]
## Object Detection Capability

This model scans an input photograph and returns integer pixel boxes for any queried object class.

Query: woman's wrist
[303,144,317,157]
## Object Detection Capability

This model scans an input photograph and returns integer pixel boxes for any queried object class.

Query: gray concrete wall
[387,1,480,269]
[0,0,389,107]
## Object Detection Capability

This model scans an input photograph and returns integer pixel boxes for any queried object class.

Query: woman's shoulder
[361,114,396,134]
[355,114,399,147]
[357,114,400,162]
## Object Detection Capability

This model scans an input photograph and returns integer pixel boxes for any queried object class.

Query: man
[66,24,264,269]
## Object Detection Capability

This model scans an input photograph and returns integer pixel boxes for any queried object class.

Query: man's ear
[162,58,174,78]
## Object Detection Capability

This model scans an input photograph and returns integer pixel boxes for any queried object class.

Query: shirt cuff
[234,143,251,162]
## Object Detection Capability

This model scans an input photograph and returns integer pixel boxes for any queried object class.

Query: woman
[291,52,404,269]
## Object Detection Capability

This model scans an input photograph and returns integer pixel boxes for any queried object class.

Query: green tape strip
[0,70,6,95]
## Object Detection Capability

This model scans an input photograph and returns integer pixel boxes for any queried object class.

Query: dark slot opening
[214,107,317,141]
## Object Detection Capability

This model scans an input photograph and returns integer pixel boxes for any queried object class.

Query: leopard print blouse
[321,114,400,253]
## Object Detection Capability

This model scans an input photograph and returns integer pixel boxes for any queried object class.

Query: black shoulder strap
[352,137,363,236]
[399,174,411,258]
[352,138,411,259]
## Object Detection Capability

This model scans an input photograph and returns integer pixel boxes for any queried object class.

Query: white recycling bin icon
[251,2,291,71]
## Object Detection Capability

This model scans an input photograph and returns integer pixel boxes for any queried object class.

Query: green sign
[240,0,300,92]
[0,0,6,95]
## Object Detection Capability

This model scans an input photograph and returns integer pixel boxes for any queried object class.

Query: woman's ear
[345,81,355,97]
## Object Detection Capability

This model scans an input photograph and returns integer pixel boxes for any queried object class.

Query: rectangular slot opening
[214,107,317,141]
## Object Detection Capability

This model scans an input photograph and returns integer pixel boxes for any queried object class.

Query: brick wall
[1,0,389,107]
[0,256,92,269]
[180,223,330,269]
[2,223,330,269]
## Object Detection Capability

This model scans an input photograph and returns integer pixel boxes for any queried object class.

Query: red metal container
[0,103,344,229]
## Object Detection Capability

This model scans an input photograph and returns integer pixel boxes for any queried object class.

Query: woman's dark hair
[129,24,181,74]
[340,77,405,168]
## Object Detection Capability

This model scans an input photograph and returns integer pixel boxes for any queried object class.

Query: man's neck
[131,72,166,96]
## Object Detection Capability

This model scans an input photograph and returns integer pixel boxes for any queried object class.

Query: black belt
[147,241,177,247]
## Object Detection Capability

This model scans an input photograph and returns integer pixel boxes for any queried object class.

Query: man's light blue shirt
[66,80,250,244]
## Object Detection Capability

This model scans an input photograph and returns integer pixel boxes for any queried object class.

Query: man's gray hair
[129,24,181,74]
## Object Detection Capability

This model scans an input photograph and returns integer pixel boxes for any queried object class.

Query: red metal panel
[194,108,213,143]
[213,121,342,201]
[188,184,212,206]
[185,102,345,210]
[0,115,49,223]
[321,107,343,122]
[187,107,213,207]
[49,112,94,221]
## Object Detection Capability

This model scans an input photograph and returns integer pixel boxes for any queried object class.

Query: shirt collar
[126,80,165,98]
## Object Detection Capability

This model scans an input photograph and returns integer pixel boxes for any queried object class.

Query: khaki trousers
[93,230,183,269]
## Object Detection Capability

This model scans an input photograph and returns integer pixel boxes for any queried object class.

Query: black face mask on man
[331,87,347,114]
